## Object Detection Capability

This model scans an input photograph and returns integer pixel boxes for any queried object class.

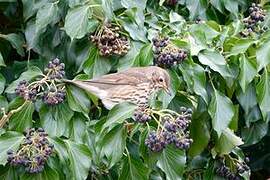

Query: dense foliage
[0,0,270,179]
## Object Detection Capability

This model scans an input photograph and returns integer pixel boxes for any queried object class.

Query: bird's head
[151,67,171,95]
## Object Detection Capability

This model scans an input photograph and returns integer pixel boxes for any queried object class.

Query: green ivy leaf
[214,128,243,155]
[236,84,257,114]
[241,121,268,146]
[208,89,234,137]
[180,62,208,103]
[121,0,147,9]
[5,66,43,94]
[0,96,8,111]
[0,166,18,180]
[0,52,6,67]
[198,50,232,77]
[256,70,270,121]
[39,102,74,137]
[64,140,92,180]
[256,39,270,71]
[102,103,136,131]
[223,0,239,15]
[189,115,210,157]
[226,39,254,56]
[66,85,91,117]
[100,125,127,168]
[69,113,87,143]
[118,41,144,70]
[36,2,59,32]
[157,146,186,180]
[185,0,207,20]
[64,5,93,40]
[119,155,150,180]
[48,137,69,164]
[239,54,257,92]
[82,47,111,78]
[122,21,147,42]
[0,131,24,165]
[102,0,114,19]
[1,33,25,56]
[134,43,153,66]
[20,165,60,180]
[9,101,35,132]
[0,73,6,94]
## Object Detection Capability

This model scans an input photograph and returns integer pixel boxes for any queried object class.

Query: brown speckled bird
[65,66,171,109]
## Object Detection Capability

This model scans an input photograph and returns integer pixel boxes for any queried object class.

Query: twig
[0,101,29,128]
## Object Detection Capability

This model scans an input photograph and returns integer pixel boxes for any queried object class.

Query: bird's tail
[63,79,108,99]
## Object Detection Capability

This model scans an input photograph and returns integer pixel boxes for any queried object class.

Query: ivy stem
[0,100,29,128]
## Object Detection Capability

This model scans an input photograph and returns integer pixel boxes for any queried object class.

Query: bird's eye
[159,78,163,82]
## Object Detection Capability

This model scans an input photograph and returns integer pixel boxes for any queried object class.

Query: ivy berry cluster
[90,23,130,56]
[133,108,152,123]
[152,37,188,68]
[216,156,250,180]
[15,58,66,105]
[240,3,266,37]
[7,128,54,173]
[144,107,193,152]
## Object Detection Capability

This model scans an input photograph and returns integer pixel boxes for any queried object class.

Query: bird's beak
[164,86,172,96]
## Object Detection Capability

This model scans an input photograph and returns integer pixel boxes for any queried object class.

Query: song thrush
[64,66,171,109]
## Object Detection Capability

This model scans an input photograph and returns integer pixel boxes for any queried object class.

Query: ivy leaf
[256,70,270,121]
[223,0,239,15]
[1,33,25,56]
[214,128,243,155]
[241,121,268,146]
[0,73,6,94]
[226,39,254,56]
[189,116,210,157]
[169,11,184,23]
[180,62,208,103]
[82,47,111,78]
[0,131,24,165]
[239,54,257,93]
[0,96,8,111]
[118,41,143,70]
[69,113,87,143]
[102,0,114,19]
[198,50,232,77]
[66,84,91,117]
[119,155,150,180]
[36,2,59,32]
[208,89,234,137]
[121,0,147,9]
[102,102,136,131]
[236,84,257,114]
[134,43,153,66]
[39,102,74,137]
[48,137,69,164]
[100,125,127,168]
[5,66,43,94]
[256,39,270,72]
[9,101,35,132]
[64,5,92,40]
[0,52,6,67]
[0,166,18,180]
[64,140,92,180]
[185,0,207,20]
[20,166,59,180]
[122,21,147,42]
[157,146,186,180]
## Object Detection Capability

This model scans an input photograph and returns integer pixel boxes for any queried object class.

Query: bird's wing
[83,67,151,86]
